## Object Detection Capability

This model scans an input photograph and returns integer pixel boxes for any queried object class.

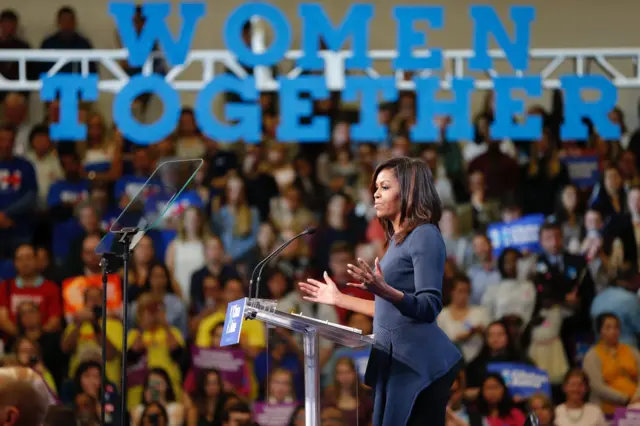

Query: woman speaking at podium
[299,157,463,426]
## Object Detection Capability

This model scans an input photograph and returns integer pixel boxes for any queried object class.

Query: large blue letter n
[110,2,206,67]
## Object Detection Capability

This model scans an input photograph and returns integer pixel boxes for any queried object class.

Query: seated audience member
[131,368,185,426]
[24,125,64,210]
[322,358,372,425]
[440,207,473,271]
[196,278,265,359]
[322,312,372,387]
[466,234,501,305]
[61,286,123,385]
[127,293,185,410]
[555,368,607,426]
[12,336,56,394]
[129,262,188,338]
[482,248,536,327]
[0,244,62,338]
[466,320,534,401]
[437,275,489,363]
[446,370,469,426]
[583,313,640,417]
[468,374,526,426]
[185,369,228,426]
[255,327,302,400]
[221,402,253,426]
[590,266,640,347]
[0,366,52,426]
[189,236,239,315]
[263,368,296,405]
[456,171,501,235]
[138,401,170,426]
[0,124,38,260]
[59,233,103,282]
[527,393,555,426]
[320,406,345,426]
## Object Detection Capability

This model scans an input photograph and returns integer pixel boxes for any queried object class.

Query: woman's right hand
[298,271,342,306]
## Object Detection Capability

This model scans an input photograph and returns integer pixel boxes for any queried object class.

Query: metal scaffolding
[0,47,639,93]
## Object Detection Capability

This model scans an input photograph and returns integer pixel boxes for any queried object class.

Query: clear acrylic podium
[244,298,375,426]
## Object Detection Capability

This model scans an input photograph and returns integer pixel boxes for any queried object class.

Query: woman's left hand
[347,257,394,298]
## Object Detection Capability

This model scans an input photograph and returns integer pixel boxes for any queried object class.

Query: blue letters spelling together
[42,2,621,145]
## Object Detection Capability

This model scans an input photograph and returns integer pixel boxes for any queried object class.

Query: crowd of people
[1,4,640,426]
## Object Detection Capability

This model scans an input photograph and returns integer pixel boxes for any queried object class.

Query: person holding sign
[299,157,462,426]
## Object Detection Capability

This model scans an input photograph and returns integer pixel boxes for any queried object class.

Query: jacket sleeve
[393,225,445,323]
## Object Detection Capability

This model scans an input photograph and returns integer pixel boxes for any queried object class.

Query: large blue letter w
[110,2,206,67]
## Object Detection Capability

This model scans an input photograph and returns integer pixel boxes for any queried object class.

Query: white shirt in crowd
[437,305,489,362]
[554,403,607,426]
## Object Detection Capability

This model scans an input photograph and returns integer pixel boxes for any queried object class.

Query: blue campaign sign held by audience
[487,214,545,257]
[563,155,600,187]
[487,362,551,398]
[41,1,622,145]
[221,298,247,347]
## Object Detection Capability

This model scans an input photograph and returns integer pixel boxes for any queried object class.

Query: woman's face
[203,277,221,303]
[373,168,401,221]
[486,324,508,352]
[205,238,224,263]
[604,168,622,193]
[257,224,276,249]
[482,377,505,405]
[529,396,553,425]
[212,325,224,347]
[267,274,287,299]
[270,371,292,401]
[16,340,36,365]
[335,362,357,388]
[183,208,201,234]
[502,251,518,278]
[134,236,154,265]
[87,116,103,142]
[584,210,602,231]
[450,281,470,307]
[179,112,197,135]
[149,265,169,293]
[17,303,40,330]
[80,367,101,398]
[147,373,168,398]
[600,317,620,345]
[204,372,221,398]
[223,279,245,304]
[562,186,578,212]
[327,194,348,218]
[563,374,587,403]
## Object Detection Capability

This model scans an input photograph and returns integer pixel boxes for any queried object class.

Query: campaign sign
[613,408,640,425]
[44,2,621,145]
[221,297,247,346]
[252,402,297,426]
[487,214,545,257]
[563,154,600,188]
[191,346,247,390]
[487,362,551,399]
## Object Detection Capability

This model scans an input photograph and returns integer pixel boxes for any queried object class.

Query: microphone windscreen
[305,227,317,235]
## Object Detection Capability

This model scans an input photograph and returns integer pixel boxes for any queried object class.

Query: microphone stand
[99,256,110,426]
[99,227,139,426]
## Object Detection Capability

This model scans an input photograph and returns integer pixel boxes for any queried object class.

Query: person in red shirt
[0,244,62,339]
[328,242,374,324]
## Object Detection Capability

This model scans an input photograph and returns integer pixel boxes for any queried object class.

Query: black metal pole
[120,232,133,426]
[99,258,109,426]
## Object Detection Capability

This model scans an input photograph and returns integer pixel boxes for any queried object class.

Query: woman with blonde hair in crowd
[527,393,555,426]
[166,206,208,302]
[81,111,123,182]
[212,175,260,275]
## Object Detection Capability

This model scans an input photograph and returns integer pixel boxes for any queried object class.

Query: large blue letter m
[297,4,373,70]
[110,2,206,68]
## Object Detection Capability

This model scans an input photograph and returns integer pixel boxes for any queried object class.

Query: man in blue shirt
[0,124,37,258]
[591,266,640,347]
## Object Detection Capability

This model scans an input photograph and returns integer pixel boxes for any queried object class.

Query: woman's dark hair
[497,248,522,278]
[476,320,520,361]
[140,401,169,425]
[44,405,77,426]
[596,312,620,332]
[73,360,102,395]
[142,368,177,404]
[190,369,226,425]
[476,373,515,418]
[371,156,442,244]
[563,367,590,388]
[143,262,174,294]
[288,405,304,426]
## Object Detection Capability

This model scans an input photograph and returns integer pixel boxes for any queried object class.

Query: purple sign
[252,402,297,426]
[613,408,640,425]
[191,346,247,390]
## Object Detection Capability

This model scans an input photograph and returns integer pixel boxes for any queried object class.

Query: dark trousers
[407,361,462,426]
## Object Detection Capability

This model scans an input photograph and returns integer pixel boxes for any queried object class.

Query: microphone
[249,227,316,299]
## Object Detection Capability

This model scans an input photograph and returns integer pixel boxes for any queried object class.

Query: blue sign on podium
[221,297,247,347]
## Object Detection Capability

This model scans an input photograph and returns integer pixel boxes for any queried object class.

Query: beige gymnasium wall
[4,0,640,130]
